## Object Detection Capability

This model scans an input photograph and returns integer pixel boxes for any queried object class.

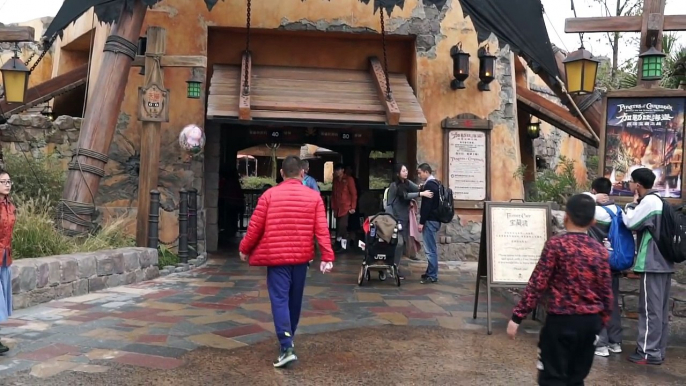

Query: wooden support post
[239,52,252,120]
[369,57,400,126]
[0,26,35,42]
[639,1,666,87]
[135,26,168,247]
[60,0,148,235]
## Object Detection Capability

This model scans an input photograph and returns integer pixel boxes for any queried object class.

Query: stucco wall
[47,0,561,258]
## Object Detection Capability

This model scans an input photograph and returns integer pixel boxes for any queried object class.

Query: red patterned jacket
[239,179,334,266]
[0,197,16,266]
[512,232,613,326]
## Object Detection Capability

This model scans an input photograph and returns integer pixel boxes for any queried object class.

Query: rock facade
[0,114,206,253]
[10,248,160,310]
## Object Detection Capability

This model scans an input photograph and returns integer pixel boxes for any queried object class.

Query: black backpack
[647,193,686,264]
[429,180,454,223]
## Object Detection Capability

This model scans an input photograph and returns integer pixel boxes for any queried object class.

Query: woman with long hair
[386,164,433,279]
[0,169,16,353]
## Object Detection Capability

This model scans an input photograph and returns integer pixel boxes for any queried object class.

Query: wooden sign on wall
[442,113,492,209]
[138,84,169,122]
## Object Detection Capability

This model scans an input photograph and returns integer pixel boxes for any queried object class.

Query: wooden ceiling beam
[238,52,252,120]
[565,14,686,33]
[369,57,400,126]
[131,55,207,68]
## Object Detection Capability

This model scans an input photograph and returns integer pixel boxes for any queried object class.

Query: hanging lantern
[0,47,30,104]
[562,46,600,95]
[638,46,666,81]
[186,70,203,99]
[450,42,470,90]
[527,118,541,139]
[41,105,54,121]
[179,124,206,155]
[477,46,496,92]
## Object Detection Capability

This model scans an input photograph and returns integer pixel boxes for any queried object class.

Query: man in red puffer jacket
[239,155,335,368]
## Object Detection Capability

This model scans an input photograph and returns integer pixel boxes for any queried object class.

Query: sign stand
[473,201,552,335]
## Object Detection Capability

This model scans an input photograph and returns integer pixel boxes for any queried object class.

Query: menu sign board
[488,205,549,284]
[447,130,487,201]
[473,201,551,335]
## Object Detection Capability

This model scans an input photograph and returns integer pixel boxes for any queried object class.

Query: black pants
[538,314,601,386]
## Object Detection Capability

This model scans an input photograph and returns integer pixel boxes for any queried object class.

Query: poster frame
[441,113,492,209]
[598,89,686,205]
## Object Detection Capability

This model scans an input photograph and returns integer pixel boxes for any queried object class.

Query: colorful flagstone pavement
[0,254,685,384]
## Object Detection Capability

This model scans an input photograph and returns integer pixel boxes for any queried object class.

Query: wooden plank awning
[516,86,598,147]
[207,60,427,129]
[1,63,89,116]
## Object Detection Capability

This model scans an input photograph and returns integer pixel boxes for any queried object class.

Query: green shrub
[158,244,180,268]
[513,156,588,206]
[12,194,135,260]
[2,152,65,207]
[318,181,332,191]
[369,176,390,190]
[240,176,276,190]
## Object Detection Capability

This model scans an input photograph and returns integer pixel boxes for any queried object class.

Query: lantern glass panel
[1,69,28,103]
[187,82,201,99]
[479,57,495,80]
[582,60,598,93]
[564,60,583,94]
[642,56,663,79]
[454,55,469,78]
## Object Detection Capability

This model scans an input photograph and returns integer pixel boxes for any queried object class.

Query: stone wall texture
[0,114,206,253]
[10,248,160,310]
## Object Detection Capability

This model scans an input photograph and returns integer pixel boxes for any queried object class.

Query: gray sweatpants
[597,273,622,347]
[637,272,672,361]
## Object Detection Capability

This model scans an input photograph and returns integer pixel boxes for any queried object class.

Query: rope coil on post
[103,35,138,60]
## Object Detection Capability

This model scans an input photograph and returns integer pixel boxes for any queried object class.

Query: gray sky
[1,0,684,63]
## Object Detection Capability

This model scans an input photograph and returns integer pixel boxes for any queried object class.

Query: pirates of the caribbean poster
[603,97,686,198]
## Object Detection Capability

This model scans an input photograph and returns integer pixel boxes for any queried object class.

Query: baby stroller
[357,213,401,287]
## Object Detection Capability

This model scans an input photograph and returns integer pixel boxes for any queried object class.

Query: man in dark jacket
[417,163,440,284]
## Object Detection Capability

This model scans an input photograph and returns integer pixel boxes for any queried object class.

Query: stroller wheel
[379,271,387,281]
[358,266,366,286]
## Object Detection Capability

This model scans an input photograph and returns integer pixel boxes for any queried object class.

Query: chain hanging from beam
[243,0,252,96]
[379,8,393,101]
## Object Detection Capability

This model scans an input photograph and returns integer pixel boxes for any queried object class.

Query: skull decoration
[179,124,206,154]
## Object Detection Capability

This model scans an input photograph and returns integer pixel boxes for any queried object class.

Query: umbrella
[44,0,449,39]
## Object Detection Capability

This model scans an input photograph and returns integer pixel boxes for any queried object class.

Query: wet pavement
[0,253,685,385]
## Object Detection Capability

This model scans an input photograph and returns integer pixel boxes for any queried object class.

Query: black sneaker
[273,347,297,368]
[421,273,428,279]
[0,341,9,354]
[627,351,662,365]
[420,277,438,284]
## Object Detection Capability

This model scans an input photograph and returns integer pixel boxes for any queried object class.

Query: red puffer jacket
[239,179,335,266]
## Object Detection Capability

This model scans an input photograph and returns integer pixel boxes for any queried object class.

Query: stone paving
[0,253,685,385]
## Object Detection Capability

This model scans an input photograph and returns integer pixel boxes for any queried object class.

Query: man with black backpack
[586,178,634,358]
[621,168,674,365]
[417,163,441,284]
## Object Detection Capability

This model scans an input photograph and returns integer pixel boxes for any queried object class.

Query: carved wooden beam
[0,26,35,42]
[131,55,207,68]
[368,57,400,126]
[239,51,252,121]
[565,15,686,33]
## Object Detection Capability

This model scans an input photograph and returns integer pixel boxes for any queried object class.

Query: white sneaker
[608,343,622,354]
[594,346,610,357]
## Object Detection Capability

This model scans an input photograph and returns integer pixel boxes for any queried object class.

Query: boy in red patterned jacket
[506,194,613,385]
